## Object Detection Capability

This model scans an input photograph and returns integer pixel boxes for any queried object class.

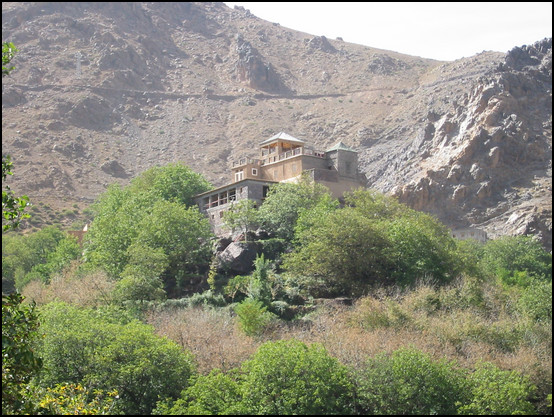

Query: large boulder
[216,241,261,275]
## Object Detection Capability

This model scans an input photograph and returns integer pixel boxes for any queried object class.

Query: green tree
[239,339,355,415]
[284,189,461,296]
[3,226,78,291]
[382,214,458,285]
[155,369,243,415]
[128,162,211,207]
[234,298,275,337]
[355,346,468,415]
[135,200,213,296]
[457,362,537,415]
[35,302,197,415]
[222,199,260,241]
[2,154,30,232]
[517,279,552,322]
[112,243,168,302]
[258,174,336,242]
[84,164,213,296]
[480,235,552,285]
[283,207,392,297]
[2,293,42,415]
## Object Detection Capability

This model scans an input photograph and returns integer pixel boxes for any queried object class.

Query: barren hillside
[2,2,551,248]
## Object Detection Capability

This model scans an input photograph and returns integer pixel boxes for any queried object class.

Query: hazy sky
[224,2,552,61]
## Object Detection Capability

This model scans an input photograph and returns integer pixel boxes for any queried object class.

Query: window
[235,170,244,182]
[252,168,258,176]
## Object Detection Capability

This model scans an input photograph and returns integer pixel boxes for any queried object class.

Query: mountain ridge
[2,2,551,248]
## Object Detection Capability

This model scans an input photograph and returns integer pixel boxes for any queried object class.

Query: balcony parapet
[261,147,325,165]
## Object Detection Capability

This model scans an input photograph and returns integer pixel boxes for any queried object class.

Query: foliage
[258,175,337,242]
[2,155,30,232]
[234,298,276,337]
[2,44,28,232]
[283,189,462,296]
[2,41,17,76]
[239,339,355,415]
[480,235,552,285]
[35,302,197,415]
[111,244,168,302]
[517,279,552,322]
[2,293,42,415]
[3,226,81,291]
[155,369,243,415]
[283,207,392,297]
[157,339,354,415]
[452,238,486,279]
[85,164,213,297]
[245,254,273,305]
[382,214,458,285]
[31,383,118,415]
[222,199,259,241]
[457,362,537,415]
[355,346,468,415]
[127,162,211,207]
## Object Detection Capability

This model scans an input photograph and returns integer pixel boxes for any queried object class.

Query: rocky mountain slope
[2,2,551,249]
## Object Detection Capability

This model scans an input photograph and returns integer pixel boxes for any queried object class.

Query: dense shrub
[239,339,355,415]
[156,339,355,415]
[155,369,242,415]
[283,189,460,296]
[517,279,552,322]
[480,235,552,284]
[2,226,80,291]
[457,362,537,415]
[234,298,276,336]
[35,302,196,415]
[84,163,213,298]
[355,346,468,415]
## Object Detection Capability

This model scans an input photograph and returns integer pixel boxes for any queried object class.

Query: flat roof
[194,178,278,198]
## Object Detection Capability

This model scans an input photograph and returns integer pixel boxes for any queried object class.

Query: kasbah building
[193,131,367,236]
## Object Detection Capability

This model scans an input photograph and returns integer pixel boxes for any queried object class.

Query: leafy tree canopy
[2,293,42,415]
[84,163,213,297]
[283,189,460,296]
[258,174,337,242]
[35,302,196,415]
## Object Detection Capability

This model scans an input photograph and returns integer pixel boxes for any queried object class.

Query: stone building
[194,132,367,235]
[451,227,488,243]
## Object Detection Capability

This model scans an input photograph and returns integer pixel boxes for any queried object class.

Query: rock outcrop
[2,3,551,249]
[393,39,552,248]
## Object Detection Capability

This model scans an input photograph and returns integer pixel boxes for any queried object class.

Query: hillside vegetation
[3,162,552,415]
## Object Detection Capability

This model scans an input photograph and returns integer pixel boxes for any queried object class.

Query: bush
[35,302,197,415]
[480,236,552,284]
[355,346,468,415]
[234,298,276,336]
[457,362,537,415]
[518,279,552,322]
[155,369,242,415]
[239,340,355,415]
